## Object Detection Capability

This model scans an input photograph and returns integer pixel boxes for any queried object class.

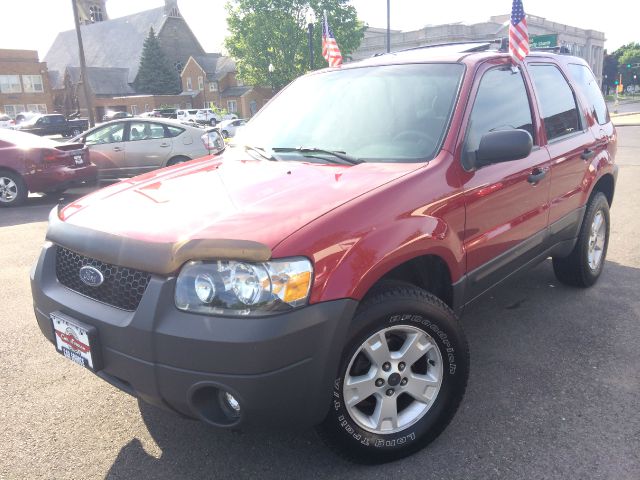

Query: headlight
[175,257,313,316]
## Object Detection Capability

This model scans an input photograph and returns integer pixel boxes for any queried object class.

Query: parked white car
[195,109,238,126]
[176,109,199,123]
[0,114,16,129]
[217,118,246,138]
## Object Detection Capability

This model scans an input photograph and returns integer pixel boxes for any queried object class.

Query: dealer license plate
[51,312,99,371]
[74,155,83,165]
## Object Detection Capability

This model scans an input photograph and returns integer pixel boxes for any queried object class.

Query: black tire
[0,170,28,207]
[166,156,189,167]
[210,118,217,126]
[221,130,229,139]
[71,128,82,137]
[316,286,469,464]
[552,192,610,287]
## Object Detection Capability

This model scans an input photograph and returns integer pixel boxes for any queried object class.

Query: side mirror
[475,129,533,168]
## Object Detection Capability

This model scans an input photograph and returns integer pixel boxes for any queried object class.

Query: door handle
[527,167,548,184]
[113,146,123,152]
[581,149,595,160]
[159,143,170,148]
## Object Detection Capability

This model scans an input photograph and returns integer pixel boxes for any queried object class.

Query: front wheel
[552,192,610,287]
[70,128,82,137]
[0,171,28,207]
[210,118,217,126]
[317,286,469,464]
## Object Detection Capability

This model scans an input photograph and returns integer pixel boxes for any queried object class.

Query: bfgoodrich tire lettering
[552,192,610,287]
[317,286,469,464]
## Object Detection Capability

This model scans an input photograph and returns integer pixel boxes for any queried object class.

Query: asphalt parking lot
[1,128,639,479]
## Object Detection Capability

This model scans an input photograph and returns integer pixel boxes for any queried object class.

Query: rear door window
[568,64,609,125]
[529,64,583,141]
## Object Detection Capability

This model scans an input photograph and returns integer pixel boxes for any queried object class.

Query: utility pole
[386,0,391,53]
[71,0,95,127]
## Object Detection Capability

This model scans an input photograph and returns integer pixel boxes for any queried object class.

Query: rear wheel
[210,118,217,126]
[317,286,469,464]
[0,171,28,207]
[221,130,229,139]
[552,192,610,287]
[166,156,190,167]
[70,128,82,137]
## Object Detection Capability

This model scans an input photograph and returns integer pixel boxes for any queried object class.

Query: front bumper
[31,242,357,430]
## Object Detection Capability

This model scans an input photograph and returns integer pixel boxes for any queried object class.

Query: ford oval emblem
[79,265,104,287]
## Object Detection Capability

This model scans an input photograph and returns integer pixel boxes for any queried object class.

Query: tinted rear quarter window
[529,64,582,141]
[568,63,609,125]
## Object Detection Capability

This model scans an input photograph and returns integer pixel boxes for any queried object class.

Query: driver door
[460,63,552,301]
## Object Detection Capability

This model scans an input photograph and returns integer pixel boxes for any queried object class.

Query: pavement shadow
[0,192,86,228]
[105,259,640,480]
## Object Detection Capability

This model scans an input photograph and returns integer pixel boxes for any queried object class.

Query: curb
[610,111,640,117]
[613,123,640,127]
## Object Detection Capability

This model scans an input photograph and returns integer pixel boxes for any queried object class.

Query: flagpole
[386,0,391,53]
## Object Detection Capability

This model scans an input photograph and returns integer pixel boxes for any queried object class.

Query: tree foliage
[134,27,181,95]
[614,43,640,85]
[224,0,365,89]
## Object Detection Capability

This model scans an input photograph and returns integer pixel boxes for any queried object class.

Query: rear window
[568,64,609,125]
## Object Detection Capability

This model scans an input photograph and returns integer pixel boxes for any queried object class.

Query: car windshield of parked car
[237,63,464,163]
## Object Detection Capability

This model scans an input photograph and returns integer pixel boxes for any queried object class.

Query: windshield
[237,63,464,163]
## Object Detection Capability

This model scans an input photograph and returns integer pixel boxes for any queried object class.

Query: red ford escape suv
[31,42,617,463]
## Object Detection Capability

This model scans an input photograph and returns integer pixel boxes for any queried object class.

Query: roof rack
[374,37,573,58]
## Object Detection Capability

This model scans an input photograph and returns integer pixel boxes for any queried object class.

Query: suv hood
[59,154,419,250]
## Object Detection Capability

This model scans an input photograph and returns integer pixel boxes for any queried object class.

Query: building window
[22,75,44,93]
[0,75,22,93]
[236,77,244,87]
[198,76,204,91]
[249,100,258,116]
[89,5,104,22]
[168,7,180,17]
[174,61,184,73]
[131,105,138,115]
[227,100,237,113]
[26,104,47,114]
[209,82,218,92]
[3,105,25,118]
[186,77,192,91]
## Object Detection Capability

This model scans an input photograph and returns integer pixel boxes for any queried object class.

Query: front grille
[55,247,151,311]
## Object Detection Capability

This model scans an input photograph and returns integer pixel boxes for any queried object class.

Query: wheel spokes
[372,394,398,431]
[404,373,441,403]
[398,331,435,366]
[362,331,391,368]
[344,368,378,407]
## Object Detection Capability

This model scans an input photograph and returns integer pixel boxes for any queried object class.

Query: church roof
[66,67,135,96]
[44,7,168,85]
[192,54,237,81]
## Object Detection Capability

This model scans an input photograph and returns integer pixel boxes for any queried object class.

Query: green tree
[134,27,181,94]
[615,42,640,87]
[224,0,365,89]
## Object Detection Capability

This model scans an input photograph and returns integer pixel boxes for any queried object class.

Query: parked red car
[0,129,96,206]
[32,44,616,463]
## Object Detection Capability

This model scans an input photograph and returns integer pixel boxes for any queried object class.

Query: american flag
[322,13,343,67]
[509,0,529,62]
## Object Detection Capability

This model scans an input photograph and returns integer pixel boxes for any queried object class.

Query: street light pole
[307,10,315,71]
[386,0,391,53]
[71,0,95,127]
[268,63,275,94]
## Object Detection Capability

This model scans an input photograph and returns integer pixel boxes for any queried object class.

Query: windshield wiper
[272,147,363,165]
[243,145,278,161]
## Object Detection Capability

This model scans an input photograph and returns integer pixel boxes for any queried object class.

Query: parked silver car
[217,118,246,138]
[70,118,224,182]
